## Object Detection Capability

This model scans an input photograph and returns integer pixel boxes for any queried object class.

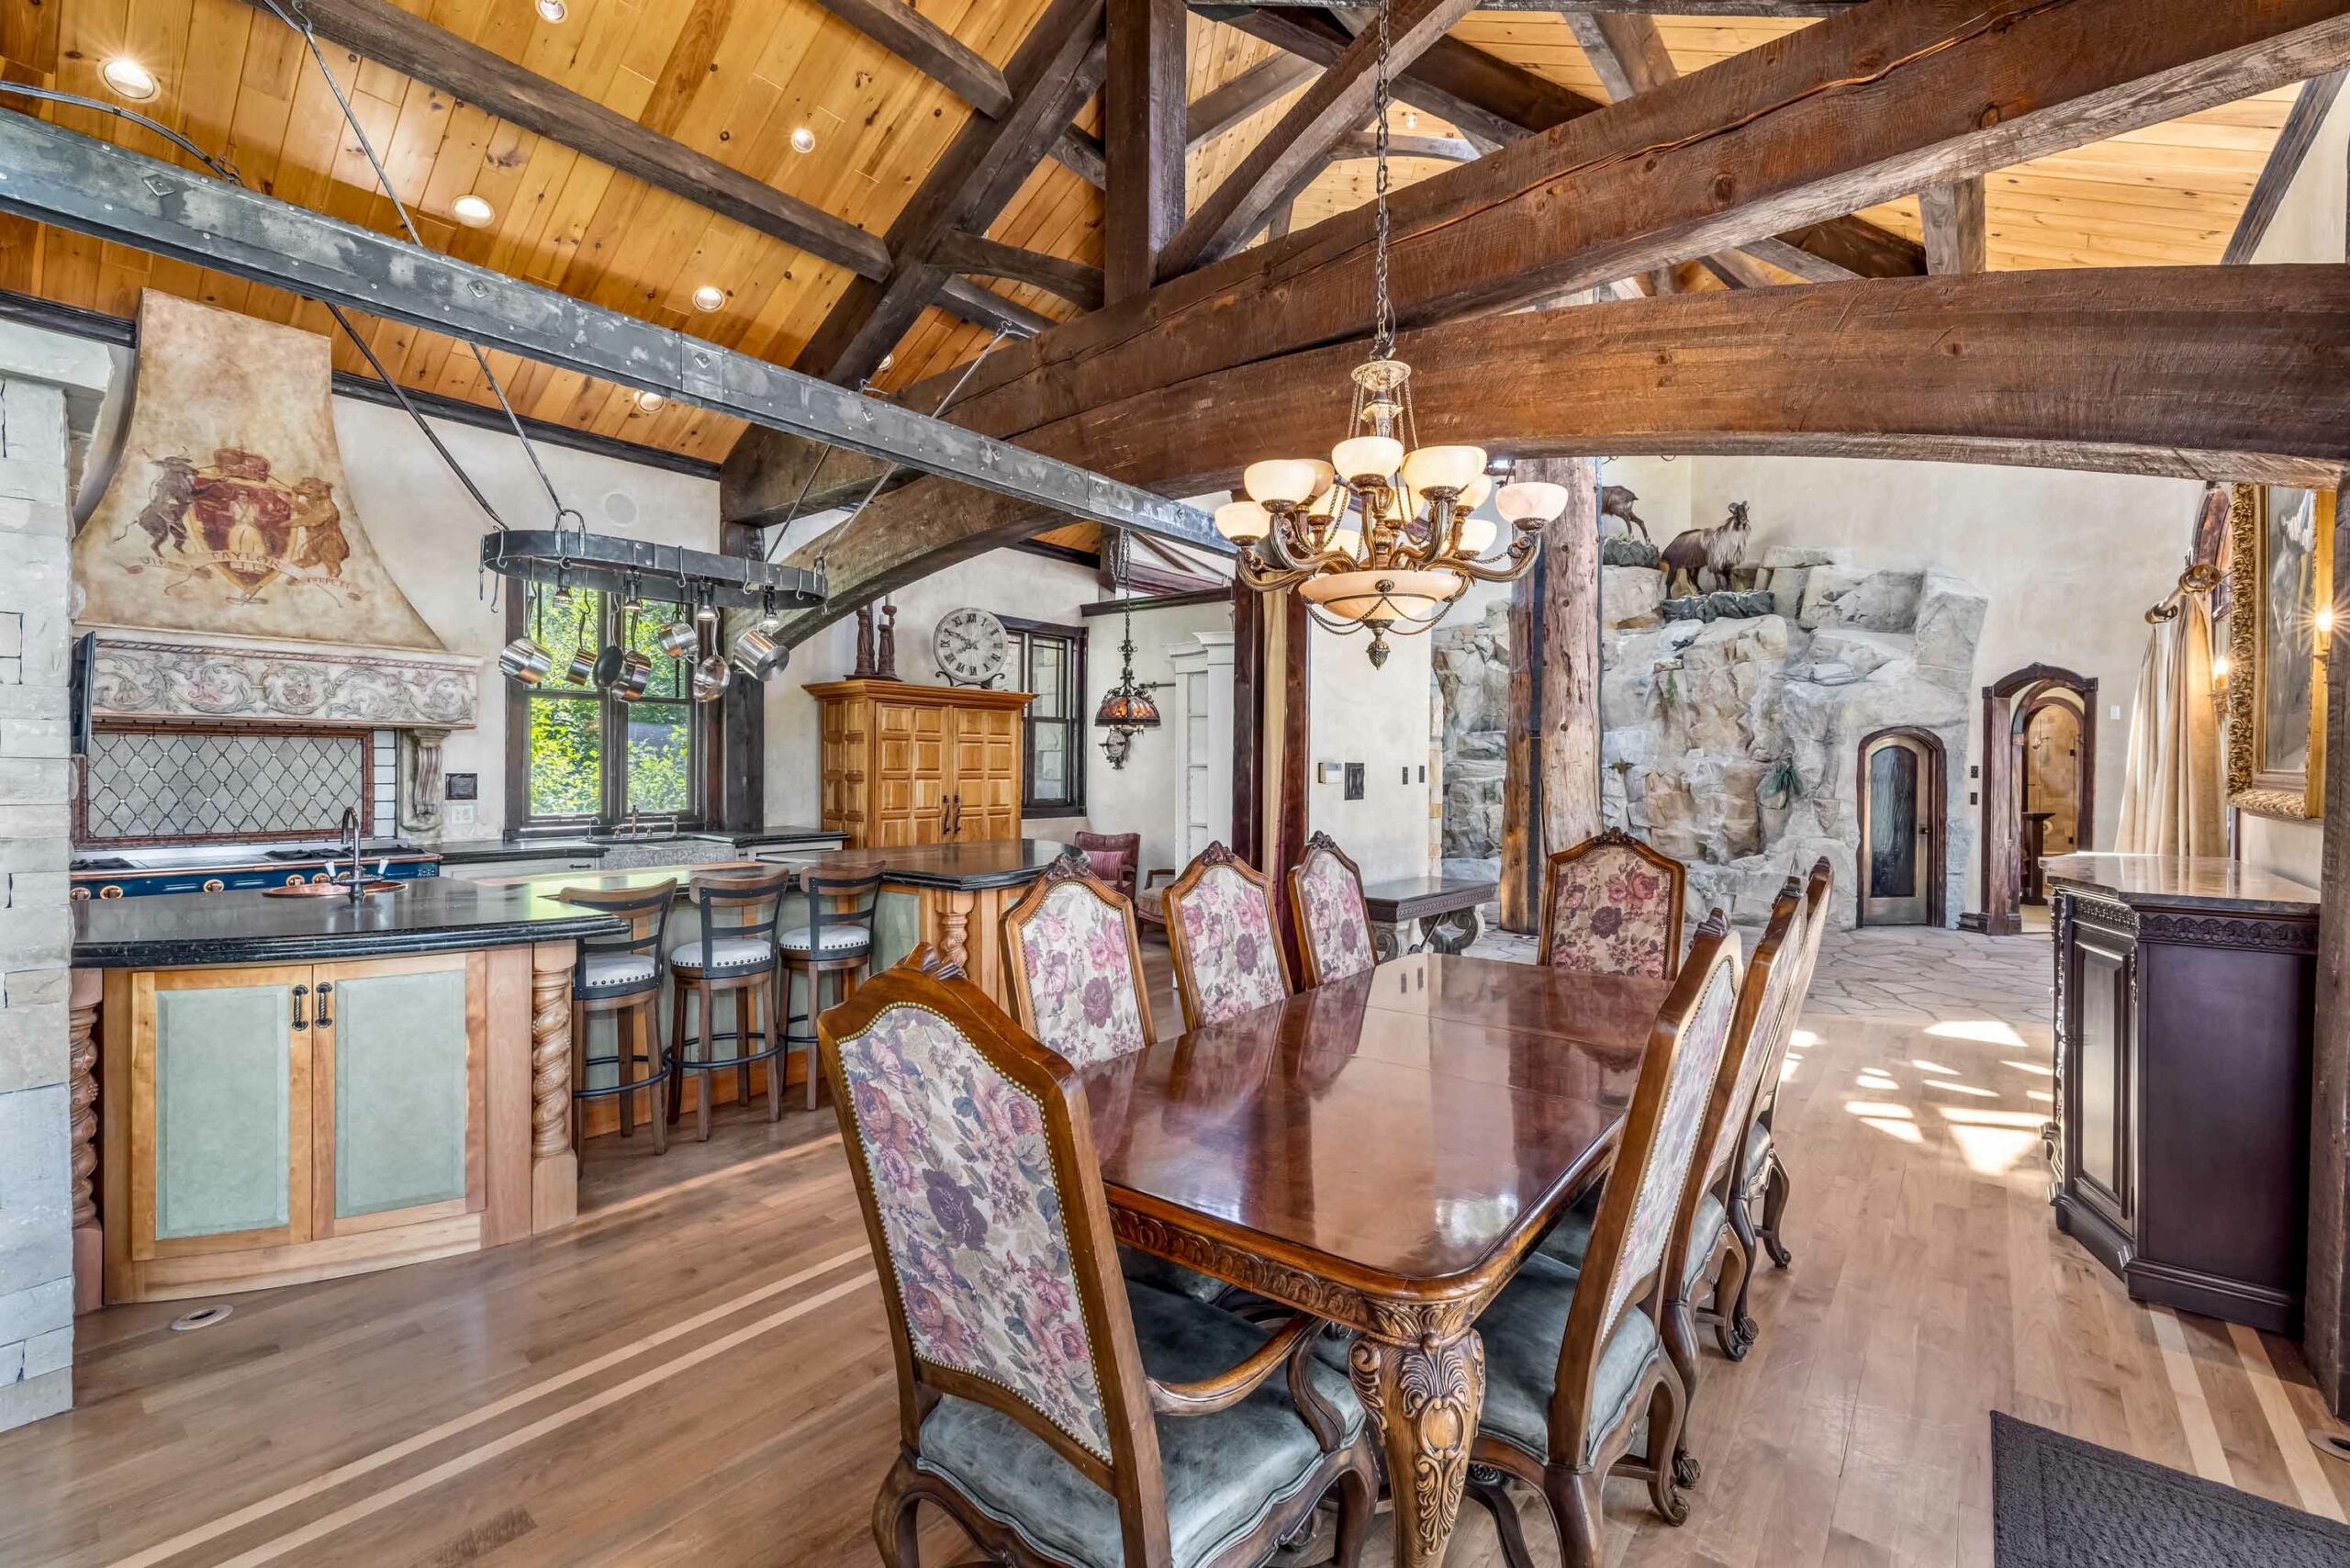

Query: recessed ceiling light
[690,284,725,312]
[633,391,666,413]
[789,127,817,155]
[876,353,894,374]
[451,193,497,228]
[536,0,567,19]
[101,58,158,101]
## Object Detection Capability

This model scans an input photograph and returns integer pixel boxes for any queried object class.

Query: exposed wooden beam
[1106,0,1189,300]
[1052,126,1109,186]
[1699,251,1778,289]
[1919,177,1989,274]
[937,276,1061,337]
[0,111,1217,549]
[2225,67,2349,263]
[1563,11,1677,99]
[1737,234,1863,282]
[1527,0,1858,10]
[758,263,2350,641]
[930,0,2350,450]
[804,0,1013,116]
[1333,130,1479,161]
[1187,53,1320,146]
[790,0,1109,385]
[228,0,890,280]
[933,230,1107,308]
[1160,0,1488,274]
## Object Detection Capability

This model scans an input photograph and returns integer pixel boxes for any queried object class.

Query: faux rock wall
[1431,600,1510,881]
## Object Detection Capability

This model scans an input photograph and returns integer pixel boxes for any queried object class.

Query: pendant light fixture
[1224,0,1570,666]
[1093,548,1164,769]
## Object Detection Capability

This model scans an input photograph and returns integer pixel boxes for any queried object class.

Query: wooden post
[1500,457,1601,933]
[1230,581,1310,971]
[2307,493,2350,1413]
[530,941,579,1234]
[1103,0,1184,301]
[718,520,767,832]
[68,968,101,1316]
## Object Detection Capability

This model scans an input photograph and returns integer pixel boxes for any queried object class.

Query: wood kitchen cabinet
[808,679,1031,849]
[103,949,501,1303]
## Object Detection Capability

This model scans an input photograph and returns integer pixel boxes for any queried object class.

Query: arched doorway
[1856,727,1948,926]
[1978,665,2098,935]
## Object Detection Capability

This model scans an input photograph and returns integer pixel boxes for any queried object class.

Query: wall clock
[934,607,1009,688]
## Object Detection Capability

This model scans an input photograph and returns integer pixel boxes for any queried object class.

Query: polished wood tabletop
[1083,951,1665,1296]
[1081,951,1671,1568]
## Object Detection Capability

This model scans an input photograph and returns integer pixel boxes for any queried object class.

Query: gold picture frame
[2225,482,2335,820]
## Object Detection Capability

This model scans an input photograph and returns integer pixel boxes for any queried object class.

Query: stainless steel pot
[498,591,553,687]
[560,603,597,685]
[656,620,699,658]
[730,619,789,679]
[610,648,654,702]
[690,653,730,704]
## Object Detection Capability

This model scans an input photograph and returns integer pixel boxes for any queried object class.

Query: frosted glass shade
[1317,521,1364,561]
[1459,475,1493,510]
[1457,515,1498,556]
[1401,444,1485,495]
[1332,435,1404,484]
[1215,499,1271,543]
[1495,480,1570,524]
[1300,568,1464,623]
[1245,459,1326,506]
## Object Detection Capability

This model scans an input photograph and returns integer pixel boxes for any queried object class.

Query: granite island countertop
[755,838,1076,890]
[2041,853,2319,916]
[73,875,625,968]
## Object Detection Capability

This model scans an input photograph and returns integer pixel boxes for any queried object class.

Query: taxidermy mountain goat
[1661,502,1751,597]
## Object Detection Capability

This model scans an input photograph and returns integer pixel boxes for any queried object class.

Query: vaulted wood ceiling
[0,0,2318,468]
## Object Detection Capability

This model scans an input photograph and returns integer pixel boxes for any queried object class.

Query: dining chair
[1071,830,1142,901]
[1002,850,1156,1067]
[1539,827,1688,981]
[818,946,1379,1568]
[558,879,677,1155]
[1737,856,1835,1278]
[1162,843,1292,1030]
[1464,913,1744,1568]
[1286,832,1376,986]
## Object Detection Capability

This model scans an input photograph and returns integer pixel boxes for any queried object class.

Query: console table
[2044,853,2319,1332]
[1360,875,1497,960]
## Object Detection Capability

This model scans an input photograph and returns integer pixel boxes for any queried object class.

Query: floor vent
[168,1305,233,1332]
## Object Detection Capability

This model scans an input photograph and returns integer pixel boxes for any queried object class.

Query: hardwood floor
[6,934,2348,1566]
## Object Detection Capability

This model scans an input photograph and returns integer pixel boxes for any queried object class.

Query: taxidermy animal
[1661,501,1751,597]
[1599,485,1651,543]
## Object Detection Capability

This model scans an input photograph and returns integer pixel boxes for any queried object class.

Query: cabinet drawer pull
[202,879,225,893]
[291,984,309,1031]
[315,981,334,1028]
[98,884,125,899]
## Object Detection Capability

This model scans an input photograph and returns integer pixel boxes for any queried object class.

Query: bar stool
[666,868,792,1142]
[558,879,677,1154]
[780,868,881,1111]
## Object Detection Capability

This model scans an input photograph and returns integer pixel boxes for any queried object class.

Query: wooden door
[309,952,487,1238]
[872,701,949,847]
[948,702,1023,841]
[126,966,314,1260]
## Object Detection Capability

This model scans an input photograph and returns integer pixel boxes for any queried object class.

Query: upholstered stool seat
[579,953,658,991]
[558,879,677,1155]
[777,924,871,958]
[914,1282,1366,1568]
[671,935,775,972]
[1473,1251,1664,1465]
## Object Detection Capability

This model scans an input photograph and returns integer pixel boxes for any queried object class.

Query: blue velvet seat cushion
[1538,1190,1729,1294]
[1745,1125,1774,1185]
[1118,1245,1234,1305]
[915,1281,1364,1568]
[1476,1250,1662,1465]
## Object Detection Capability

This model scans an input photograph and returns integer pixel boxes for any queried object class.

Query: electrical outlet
[1344,763,1365,801]
[1401,766,1410,786]
[447,802,477,830]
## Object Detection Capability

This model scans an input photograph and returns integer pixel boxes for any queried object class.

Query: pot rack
[480,528,826,610]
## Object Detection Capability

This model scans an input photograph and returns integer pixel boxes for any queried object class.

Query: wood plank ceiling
[0,0,2309,465]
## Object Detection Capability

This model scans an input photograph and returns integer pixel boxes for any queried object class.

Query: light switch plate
[447,802,477,830]
[1316,761,1344,785]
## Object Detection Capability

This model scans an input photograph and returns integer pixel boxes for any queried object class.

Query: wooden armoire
[806,680,1032,848]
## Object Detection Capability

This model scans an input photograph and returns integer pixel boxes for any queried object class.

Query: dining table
[1080,950,1673,1567]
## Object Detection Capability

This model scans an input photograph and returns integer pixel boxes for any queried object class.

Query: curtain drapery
[2116,595,2223,856]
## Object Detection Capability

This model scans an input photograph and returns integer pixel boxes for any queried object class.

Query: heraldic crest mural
[74,291,442,651]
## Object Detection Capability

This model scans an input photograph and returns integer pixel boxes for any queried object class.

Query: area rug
[1992,1410,2350,1565]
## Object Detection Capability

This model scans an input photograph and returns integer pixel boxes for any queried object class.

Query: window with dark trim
[507,584,705,831]
[1004,617,1085,817]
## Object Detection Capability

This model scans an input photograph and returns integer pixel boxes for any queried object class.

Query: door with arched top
[1858,728,1946,926]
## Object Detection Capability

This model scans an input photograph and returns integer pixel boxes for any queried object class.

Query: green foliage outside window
[521,588,698,823]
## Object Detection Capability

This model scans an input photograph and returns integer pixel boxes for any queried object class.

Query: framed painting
[2226,483,2336,820]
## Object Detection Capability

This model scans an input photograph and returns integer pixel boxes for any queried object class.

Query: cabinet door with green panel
[129,965,315,1260]
[311,952,487,1237]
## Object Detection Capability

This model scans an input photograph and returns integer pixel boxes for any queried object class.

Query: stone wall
[1603,548,1986,929]
[0,324,107,1432]
[1431,599,1510,881]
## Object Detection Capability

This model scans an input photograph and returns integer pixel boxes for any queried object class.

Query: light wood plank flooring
[6,933,2348,1566]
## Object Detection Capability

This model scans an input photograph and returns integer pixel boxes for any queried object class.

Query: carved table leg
[937,897,971,973]
[69,969,101,1315]
[1349,1330,1485,1568]
[531,941,578,1233]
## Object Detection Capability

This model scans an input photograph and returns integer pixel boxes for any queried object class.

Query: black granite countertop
[73,876,624,968]
[431,838,607,866]
[755,838,1074,891]
[431,825,845,866]
[2042,853,2320,916]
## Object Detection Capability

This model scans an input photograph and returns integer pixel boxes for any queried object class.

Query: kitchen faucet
[340,806,364,901]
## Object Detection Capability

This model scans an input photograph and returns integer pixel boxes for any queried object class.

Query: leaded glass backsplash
[84,727,373,843]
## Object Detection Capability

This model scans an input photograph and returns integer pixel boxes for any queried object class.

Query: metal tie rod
[0,113,1223,554]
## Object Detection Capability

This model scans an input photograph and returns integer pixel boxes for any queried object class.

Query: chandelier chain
[1371,0,1393,363]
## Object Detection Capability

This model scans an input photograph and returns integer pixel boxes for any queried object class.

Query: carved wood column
[68,968,101,1315]
[2307,496,2350,1413]
[530,940,579,1233]
[1500,457,1601,932]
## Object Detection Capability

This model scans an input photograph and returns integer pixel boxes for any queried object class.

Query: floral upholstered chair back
[1751,857,1834,1133]
[1164,843,1292,1029]
[1539,830,1688,980]
[1002,852,1156,1068]
[1289,832,1376,986]
[818,948,1152,1481]
[1550,915,1742,1462]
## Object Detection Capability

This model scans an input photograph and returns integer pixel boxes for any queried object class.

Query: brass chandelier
[1215,0,1569,666]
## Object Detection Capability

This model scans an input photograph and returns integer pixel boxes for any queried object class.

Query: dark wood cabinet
[2048,855,2319,1333]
